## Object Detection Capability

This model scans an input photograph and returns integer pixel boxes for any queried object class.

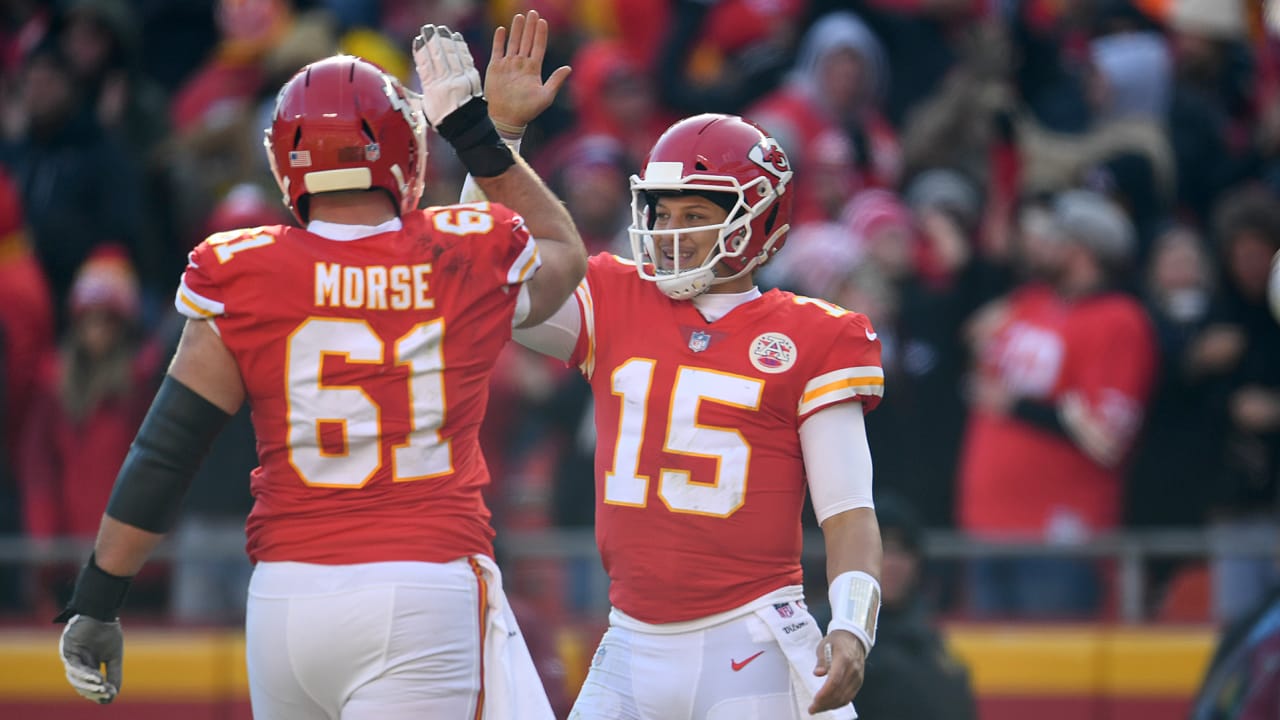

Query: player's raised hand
[485,10,572,133]
[809,630,866,714]
[413,23,483,128]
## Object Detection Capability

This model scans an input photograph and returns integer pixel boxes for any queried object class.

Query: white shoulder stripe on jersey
[575,276,596,379]
[505,236,541,285]
[798,366,884,417]
[175,278,226,319]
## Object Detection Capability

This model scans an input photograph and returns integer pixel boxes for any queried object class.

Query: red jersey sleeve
[1060,298,1158,462]
[797,307,885,423]
[568,253,628,379]
[175,236,227,320]
[174,226,280,320]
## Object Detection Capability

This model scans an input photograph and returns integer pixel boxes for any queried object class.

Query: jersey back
[569,254,883,623]
[176,203,540,564]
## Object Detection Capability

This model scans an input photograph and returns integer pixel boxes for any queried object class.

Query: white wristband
[827,570,880,653]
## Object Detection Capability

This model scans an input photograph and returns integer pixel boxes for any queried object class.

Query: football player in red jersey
[456,34,885,720]
[54,17,584,720]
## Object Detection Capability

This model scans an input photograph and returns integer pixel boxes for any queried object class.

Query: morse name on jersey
[314,261,434,311]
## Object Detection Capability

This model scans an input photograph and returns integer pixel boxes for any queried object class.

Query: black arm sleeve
[104,375,232,533]
[1010,397,1070,439]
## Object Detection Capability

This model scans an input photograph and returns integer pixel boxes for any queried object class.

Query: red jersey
[175,203,540,564]
[958,284,1157,535]
[569,254,883,623]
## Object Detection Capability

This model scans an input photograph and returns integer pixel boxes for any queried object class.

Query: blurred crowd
[2,0,1280,646]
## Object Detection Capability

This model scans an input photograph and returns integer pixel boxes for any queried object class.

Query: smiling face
[650,194,731,273]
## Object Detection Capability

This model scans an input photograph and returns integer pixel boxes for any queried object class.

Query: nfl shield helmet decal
[749,332,797,373]
[689,330,711,353]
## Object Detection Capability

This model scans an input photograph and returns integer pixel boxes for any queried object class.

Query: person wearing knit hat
[1014,189,1136,291]
[17,244,163,619]
[842,189,917,282]
[1051,188,1136,273]
[957,187,1157,618]
[904,169,982,234]
[68,245,140,323]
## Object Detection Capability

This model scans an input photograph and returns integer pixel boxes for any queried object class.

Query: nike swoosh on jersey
[731,650,765,672]
[865,328,878,341]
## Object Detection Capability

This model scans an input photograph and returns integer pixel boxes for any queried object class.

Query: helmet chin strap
[656,266,716,300]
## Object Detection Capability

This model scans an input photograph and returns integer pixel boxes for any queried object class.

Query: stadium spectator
[958,189,1157,618]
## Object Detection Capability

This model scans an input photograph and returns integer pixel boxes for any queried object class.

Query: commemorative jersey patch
[749,332,797,373]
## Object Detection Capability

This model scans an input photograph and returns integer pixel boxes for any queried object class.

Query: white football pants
[245,558,553,720]
[569,595,856,720]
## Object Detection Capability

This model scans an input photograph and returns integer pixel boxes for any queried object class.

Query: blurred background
[1,0,1280,718]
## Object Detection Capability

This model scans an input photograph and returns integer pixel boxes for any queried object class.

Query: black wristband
[53,554,132,623]
[435,96,516,178]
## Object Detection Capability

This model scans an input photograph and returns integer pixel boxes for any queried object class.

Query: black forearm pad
[53,554,132,623]
[105,376,231,533]
[436,96,516,177]
[1011,398,1069,438]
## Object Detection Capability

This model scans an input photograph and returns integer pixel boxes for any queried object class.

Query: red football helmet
[265,55,427,224]
[629,113,794,299]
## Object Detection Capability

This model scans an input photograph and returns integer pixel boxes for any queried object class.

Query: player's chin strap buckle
[826,570,880,654]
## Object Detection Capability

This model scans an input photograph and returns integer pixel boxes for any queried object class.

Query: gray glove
[59,614,123,703]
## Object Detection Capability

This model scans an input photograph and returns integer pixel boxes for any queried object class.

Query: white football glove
[413,24,483,128]
[59,614,123,703]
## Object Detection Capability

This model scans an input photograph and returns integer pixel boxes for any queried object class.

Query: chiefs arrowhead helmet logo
[748,138,791,181]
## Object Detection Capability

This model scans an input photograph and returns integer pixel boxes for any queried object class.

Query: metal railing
[0,528,1274,623]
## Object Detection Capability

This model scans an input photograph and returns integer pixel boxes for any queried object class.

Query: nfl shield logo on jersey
[689,330,711,353]
[774,602,795,618]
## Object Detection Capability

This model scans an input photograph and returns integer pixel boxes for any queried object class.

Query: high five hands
[484,10,572,134]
